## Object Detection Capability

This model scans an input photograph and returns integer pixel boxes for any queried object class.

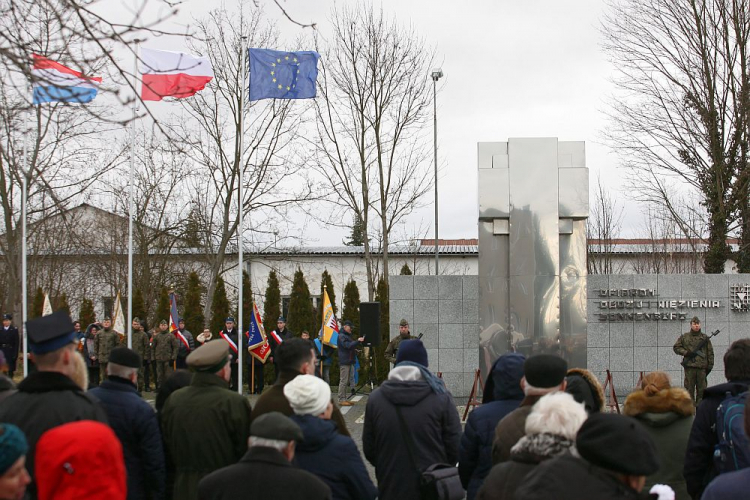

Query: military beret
[108,347,142,369]
[186,340,229,373]
[159,319,168,325]
[251,412,303,442]
[576,413,660,476]
[2,314,11,321]
[399,318,409,327]
[691,316,701,324]
[524,354,568,388]
[103,316,112,321]
[26,310,77,355]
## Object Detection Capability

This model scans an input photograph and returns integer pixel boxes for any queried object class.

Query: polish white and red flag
[140,48,213,101]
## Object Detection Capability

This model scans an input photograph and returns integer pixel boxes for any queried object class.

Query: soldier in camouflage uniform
[384,318,416,366]
[131,318,150,392]
[95,317,121,383]
[152,319,178,390]
[674,316,714,405]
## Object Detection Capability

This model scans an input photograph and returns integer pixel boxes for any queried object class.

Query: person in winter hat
[35,420,126,500]
[0,423,30,500]
[284,374,377,500]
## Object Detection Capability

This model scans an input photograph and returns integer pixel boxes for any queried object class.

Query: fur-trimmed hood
[510,432,575,465]
[565,368,605,413]
[623,387,695,420]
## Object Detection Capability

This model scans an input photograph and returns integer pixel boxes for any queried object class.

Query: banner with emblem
[321,288,339,348]
[169,290,189,351]
[112,291,126,343]
[248,302,271,363]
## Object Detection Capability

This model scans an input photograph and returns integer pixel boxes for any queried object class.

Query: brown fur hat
[565,368,605,413]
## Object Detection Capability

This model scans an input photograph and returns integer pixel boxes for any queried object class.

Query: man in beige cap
[198,412,331,500]
[384,318,416,366]
[160,340,252,500]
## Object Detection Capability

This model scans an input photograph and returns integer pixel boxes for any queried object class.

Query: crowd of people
[0,308,749,500]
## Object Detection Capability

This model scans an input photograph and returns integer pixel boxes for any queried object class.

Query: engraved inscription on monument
[596,288,721,322]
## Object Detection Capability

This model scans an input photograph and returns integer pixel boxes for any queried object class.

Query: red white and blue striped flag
[32,54,101,104]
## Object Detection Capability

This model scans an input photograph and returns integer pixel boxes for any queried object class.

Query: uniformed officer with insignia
[674,316,714,404]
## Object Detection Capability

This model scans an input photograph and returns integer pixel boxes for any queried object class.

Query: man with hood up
[458,352,525,500]
[363,339,462,500]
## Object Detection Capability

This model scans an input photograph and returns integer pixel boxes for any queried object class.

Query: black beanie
[576,413,660,476]
[108,347,142,369]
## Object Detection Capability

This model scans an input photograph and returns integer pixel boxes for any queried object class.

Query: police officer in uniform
[674,316,714,405]
[384,318,416,367]
[0,314,19,378]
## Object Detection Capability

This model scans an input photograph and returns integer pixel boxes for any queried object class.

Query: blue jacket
[291,414,377,500]
[458,353,525,500]
[90,377,166,500]
[337,332,360,365]
[701,468,750,499]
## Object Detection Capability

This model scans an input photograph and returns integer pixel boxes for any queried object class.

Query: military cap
[2,314,11,321]
[277,316,286,323]
[399,318,409,327]
[159,319,168,325]
[26,310,77,355]
[691,316,701,324]
[108,347,142,368]
[251,412,303,442]
[524,354,568,388]
[186,340,229,373]
[343,320,354,327]
[225,316,235,323]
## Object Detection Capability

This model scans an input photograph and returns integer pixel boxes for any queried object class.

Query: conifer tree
[183,271,205,335]
[132,288,148,329]
[287,269,315,335]
[57,293,71,317]
[342,279,361,333]
[210,276,230,334]
[31,287,44,318]
[374,277,390,382]
[156,286,170,326]
[79,298,95,327]
[344,213,365,246]
[263,270,281,334]
[400,263,413,275]
[317,270,337,331]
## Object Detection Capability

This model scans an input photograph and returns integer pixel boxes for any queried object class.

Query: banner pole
[237,35,248,395]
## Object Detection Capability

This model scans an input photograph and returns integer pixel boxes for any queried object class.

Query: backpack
[713,391,750,473]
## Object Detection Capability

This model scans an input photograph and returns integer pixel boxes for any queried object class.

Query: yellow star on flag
[293,58,298,62]
[271,62,276,67]
[272,78,276,83]
[270,71,274,75]
[285,56,289,60]
[286,86,290,91]
[277,58,281,63]
[278,84,282,89]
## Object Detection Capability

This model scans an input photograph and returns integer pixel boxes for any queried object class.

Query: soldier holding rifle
[673,316,715,405]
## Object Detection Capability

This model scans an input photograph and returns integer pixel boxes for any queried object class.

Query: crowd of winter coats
[460,338,750,500]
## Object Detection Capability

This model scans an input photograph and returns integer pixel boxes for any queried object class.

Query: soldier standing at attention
[384,318,416,367]
[0,314,19,379]
[674,316,714,405]
[95,316,120,383]
[152,320,178,390]
[131,318,150,393]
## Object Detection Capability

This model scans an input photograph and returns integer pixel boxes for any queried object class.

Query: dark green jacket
[673,330,714,370]
[95,327,120,364]
[160,371,252,500]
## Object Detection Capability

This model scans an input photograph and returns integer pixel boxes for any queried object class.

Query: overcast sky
[124,0,647,245]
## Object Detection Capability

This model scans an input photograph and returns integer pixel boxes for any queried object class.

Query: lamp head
[431,68,444,81]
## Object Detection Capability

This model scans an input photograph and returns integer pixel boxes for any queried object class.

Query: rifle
[680,329,720,369]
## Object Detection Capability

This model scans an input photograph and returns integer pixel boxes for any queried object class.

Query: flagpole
[237,35,248,395]
[127,46,138,349]
[21,109,29,377]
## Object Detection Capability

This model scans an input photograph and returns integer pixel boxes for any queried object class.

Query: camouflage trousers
[684,367,708,405]
[137,367,144,393]
[99,362,108,383]
[156,361,173,389]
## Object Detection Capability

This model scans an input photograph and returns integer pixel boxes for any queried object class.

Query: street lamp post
[431,68,443,275]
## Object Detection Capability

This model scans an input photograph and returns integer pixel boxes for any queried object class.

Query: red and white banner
[220,331,238,354]
[140,48,214,101]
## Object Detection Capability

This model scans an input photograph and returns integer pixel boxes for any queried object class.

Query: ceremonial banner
[169,291,189,351]
[321,289,339,348]
[248,303,271,362]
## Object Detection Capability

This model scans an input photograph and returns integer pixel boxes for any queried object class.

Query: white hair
[248,437,289,452]
[525,392,587,440]
[107,363,138,379]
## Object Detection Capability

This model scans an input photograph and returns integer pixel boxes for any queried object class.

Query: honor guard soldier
[0,314,19,379]
[674,316,714,404]
[384,318,416,367]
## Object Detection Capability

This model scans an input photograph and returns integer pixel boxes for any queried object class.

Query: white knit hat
[283,374,332,416]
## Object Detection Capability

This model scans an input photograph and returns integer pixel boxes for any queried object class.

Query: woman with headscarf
[0,423,31,500]
[477,392,588,500]
[623,371,693,498]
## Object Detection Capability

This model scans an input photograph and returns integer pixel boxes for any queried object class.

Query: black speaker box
[359,302,381,346]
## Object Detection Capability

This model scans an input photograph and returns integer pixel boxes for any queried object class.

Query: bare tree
[602,0,750,273]
[311,5,434,299]
[587,176,625,274]
[166,4,313,323]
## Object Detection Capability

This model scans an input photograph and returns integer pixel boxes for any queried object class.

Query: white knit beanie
[283,374,332,416]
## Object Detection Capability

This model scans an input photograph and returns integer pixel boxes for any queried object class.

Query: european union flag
[248,48,320,101]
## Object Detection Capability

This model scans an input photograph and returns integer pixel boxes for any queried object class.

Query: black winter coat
[514,454,652,500]
[459,353,524,500]
[0,371,108,498]
[89,377,166,500]
[363,374,462,500]
[683,379,750,499]
[291,414,377,500]
[0,325,19,371]
[197,447,331,500]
